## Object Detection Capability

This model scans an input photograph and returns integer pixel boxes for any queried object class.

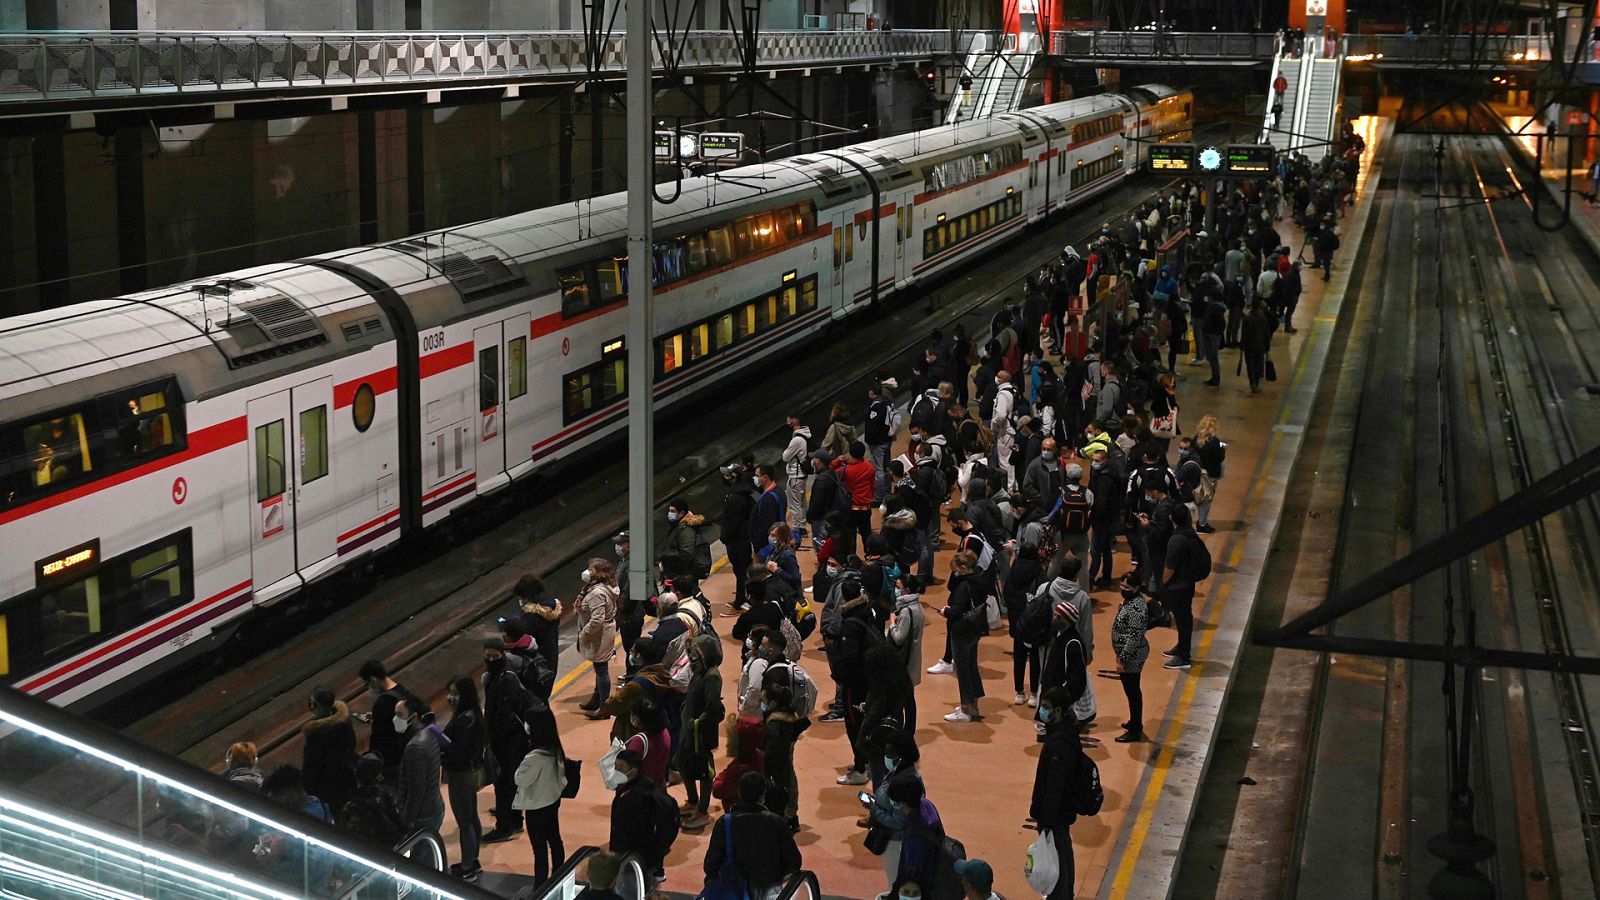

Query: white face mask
[883,757,897,772]
[392,715,409,734]
[614,544,625,557]
[581,568,592,583]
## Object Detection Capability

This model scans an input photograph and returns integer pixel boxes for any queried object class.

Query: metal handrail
[0,686,494,900]
[333,827,448,899]
[526,846,650,900]
[777,869,822,900]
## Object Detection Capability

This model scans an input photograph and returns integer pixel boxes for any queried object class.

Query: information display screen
[1225,144,1276,175]
[698,132,744,160]
[1149,143,1196,174]
[654,131,676,160]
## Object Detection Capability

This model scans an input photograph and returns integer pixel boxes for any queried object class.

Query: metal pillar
[625,0,656,605]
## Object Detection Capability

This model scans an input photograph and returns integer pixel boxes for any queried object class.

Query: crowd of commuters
[198,138,1361,899]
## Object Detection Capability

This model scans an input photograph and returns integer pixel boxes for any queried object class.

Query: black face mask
[486,657,505,672]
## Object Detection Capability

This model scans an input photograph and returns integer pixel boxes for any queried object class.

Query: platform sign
[699,132,744,160]
[1225,144,1276,175]
[1150,143,1197,174]
[654,130,676,160]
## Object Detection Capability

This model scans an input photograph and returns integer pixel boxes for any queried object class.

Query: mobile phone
[858,790,873,805]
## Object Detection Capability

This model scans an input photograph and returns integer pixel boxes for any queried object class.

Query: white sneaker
[927,660,954,675]
[1028,693,1039,708]
[836,769,869,786]
[944,709,973,723]
[1013,692,1028,705]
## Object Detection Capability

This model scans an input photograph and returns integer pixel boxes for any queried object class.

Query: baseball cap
[954,859,994,894]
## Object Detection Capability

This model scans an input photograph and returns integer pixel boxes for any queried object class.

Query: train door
[290,377,337,577]
[894,194,915,287]
[247,392,295,597]
[500,312,533,478]
[830,211,848,307]
[474,323,507,490]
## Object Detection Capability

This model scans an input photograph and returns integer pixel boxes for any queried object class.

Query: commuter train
[0,84,1192,707]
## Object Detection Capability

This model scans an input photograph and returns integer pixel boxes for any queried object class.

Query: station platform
[285,122,1385,900]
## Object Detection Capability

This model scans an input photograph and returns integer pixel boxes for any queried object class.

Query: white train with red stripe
[0,84,1190,708]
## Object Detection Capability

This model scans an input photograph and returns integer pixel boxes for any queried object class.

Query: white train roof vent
[210,285,328,366]
[391,235,527,302]
[862,150,914,184]
[340,316,385,343]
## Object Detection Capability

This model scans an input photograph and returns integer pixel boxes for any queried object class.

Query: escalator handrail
[0,687,494,900]
[333,828,448,900]
[527,846,650,900]
[777,868,822,900]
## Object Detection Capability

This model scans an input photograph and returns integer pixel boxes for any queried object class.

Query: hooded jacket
[301,701,357,812]
[660,511,706,578]
[678,635,725,760]
[782,427,812,479]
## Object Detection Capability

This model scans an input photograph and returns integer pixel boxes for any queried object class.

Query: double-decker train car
[0,84,1191,708]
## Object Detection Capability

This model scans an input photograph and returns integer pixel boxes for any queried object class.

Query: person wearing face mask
[1021,437,1065,512]
[719,466,759,612]
[595,636,679,735]
[481,638,532,843]
[989,370,1018,492]
[887,777,945,898]
[861,730,922,890]
[355,659,415,785]
[577,558,621,713]
[513,706,568,884]
[1030,687,1084,900]
[392,697,445,833]
[439,676,485,880]
[221,740,265,791]
[758,683,810,831]
[736,627,782,713]
[1173,437,1203,523]
[761,523,803,601]
[1110,578,1151,743]
[659,498,704,583]
[677,635,725,831]
[703,771,803,899]
[1086,450,1123,590]
[939,551,990,723]
[607,748,677,887]
[300,685,357,815]
[511,574,562,679]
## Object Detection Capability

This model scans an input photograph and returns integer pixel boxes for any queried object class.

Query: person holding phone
[860,730,923,894]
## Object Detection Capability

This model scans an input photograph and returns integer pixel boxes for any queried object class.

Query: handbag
[1025,829,1062,895]
[598,737,630,791]
[864,824,891,856]
[1265,358,1278,382]
[1151,410,1177,440]
[985,594,1003,631]
[1194,472,1216,507]
[479,749,500,787]
[561,757,582,799]
[701,815,751,900]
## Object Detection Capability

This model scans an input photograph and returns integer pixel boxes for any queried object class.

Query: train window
[121,541,185,624]
[559,266,591,318]
[479,346,499,412]
[758,295,778,331]
[706,226,735,267]
[780,286,799,320]
[753,213,777,250]
[732,220,753,257]
[594,258,628,304]
[16,414,92,494]
[352,383,376,433]
[845,224,854,262]
[255,420,286,502]
[653,240,685,287]
[564,372,592,422]
[507,338,527,400]
[1011,196,1022,217]
[688,323,711,362]
[299,406,328,484]
[659,333,684,375]
[858,220,868,242]
[735,304,757,342]
[1030,161,1037,187]
[0,614,8,677]
[832,229,842,269]
[600,356,625,403]
[685,235,709,274]
[801,277,818,312]
[895,208,905,244]
[715,313,735,350]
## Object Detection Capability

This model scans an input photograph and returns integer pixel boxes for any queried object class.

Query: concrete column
[358,111,378,244]
[406,107,426,235]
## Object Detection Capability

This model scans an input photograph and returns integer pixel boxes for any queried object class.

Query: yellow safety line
[1110,343,1315,897]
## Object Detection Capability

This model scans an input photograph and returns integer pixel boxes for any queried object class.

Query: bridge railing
[1050,30,1275,60]
[1342,33,1552,65]
[0,28,956,101]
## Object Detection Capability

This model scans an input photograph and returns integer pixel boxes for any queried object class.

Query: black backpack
[505,649,554,701]
[1183,532,1213,583]
[645,784,681,860]
[1018,583,1057,648]
[1074,743,1105,816]
[691,527,714,580]
[1058,484,1092,535]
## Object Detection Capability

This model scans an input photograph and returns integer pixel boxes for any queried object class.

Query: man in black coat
[702,772,802,896]
[720,465,758,610]
[300,684,357,815]
[480,638,532,843]
[1031,686,1083,900]
[610,749,675,879]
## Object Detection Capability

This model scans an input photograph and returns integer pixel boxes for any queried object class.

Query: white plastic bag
[1025,828,1061,895]
[598,737,629,791]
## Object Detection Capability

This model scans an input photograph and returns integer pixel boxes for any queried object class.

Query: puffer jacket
[660,512,706,579]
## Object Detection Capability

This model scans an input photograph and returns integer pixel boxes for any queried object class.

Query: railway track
[1183,125,1600,898]
[121,129,1234,769]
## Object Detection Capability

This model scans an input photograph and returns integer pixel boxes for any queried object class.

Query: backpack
[1058,484,1092,535]
[1018,583,1057,648]
[1182,532,1213,583]
[766,660,818,716]
[644,785,681,860]
[1074,743,1105,816]
[702,815,751,900]
[505,647,556,701]
[691,527,713,580]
